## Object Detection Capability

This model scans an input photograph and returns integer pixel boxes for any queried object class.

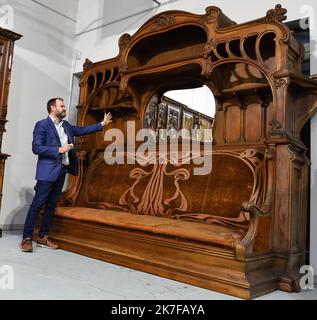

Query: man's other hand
[59,144,73,154]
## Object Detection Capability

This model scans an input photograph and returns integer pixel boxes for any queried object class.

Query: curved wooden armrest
[235,202,271,260]
[242,201,270,217]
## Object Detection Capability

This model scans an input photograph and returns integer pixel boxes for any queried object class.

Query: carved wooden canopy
[76,4,317,154]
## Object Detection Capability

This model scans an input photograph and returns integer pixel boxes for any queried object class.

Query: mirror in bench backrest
[76,148,265,222]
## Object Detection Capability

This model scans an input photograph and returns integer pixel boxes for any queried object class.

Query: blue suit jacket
[32,116,103,181]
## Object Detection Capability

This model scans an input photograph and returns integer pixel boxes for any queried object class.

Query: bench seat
[55,206,246,249]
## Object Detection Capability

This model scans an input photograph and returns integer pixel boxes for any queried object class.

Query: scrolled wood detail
[235,215,258,260]
[265,4,287,23]
[204,6,220,24]
[272,75,288,88]
[83,58,93,71]
[118,33,131,49]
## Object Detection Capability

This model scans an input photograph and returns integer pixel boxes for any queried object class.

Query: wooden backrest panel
[77,149,261,218]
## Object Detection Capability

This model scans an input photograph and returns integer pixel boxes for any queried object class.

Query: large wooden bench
[37,5,316,299]
[37,146,275,299]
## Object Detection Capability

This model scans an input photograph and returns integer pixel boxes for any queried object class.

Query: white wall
[74,0,158,71]
[0,0,78,229]
[74,0,317,273]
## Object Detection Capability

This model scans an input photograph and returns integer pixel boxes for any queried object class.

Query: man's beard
[56,111,66,119]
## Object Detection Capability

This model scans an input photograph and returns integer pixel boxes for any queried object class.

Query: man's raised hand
[102,112,112,127]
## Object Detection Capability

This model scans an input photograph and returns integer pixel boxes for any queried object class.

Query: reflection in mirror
[144,86,215,141]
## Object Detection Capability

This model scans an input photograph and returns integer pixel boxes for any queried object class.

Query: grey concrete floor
[0,231,316,300]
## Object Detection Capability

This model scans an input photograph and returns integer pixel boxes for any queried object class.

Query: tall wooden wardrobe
[0,27,22,237]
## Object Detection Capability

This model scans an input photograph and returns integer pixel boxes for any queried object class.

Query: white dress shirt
[49,115,70,166]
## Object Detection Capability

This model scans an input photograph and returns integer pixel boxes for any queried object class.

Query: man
[20,97,112,252]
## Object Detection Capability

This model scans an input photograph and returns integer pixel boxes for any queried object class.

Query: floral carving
[203,40,217,58]
[119,153,190,216]
[152,15,176,30]
[271,75,288,88]
[275,78,286,88]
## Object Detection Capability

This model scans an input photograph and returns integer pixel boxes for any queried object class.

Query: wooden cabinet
[0,27,22,237]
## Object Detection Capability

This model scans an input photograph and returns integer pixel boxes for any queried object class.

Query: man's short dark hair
[47,97,64,113]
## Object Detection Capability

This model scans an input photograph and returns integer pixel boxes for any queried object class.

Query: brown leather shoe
[36,235,58,250]
[20,238,33,252]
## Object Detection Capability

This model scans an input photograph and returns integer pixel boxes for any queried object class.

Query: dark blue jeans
[23,166,67,239]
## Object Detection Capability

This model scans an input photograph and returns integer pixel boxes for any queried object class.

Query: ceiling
[30,0,177,23]
[30,0,79,22]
